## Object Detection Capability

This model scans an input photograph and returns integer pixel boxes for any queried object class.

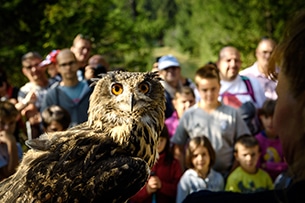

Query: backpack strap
[240,75,256,103]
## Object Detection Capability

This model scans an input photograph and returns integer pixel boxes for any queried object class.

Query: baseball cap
[158,55,180,70]
[39,50,60,67]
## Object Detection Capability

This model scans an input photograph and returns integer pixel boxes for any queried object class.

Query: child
[176,136,224,203]
[255,99,287,181]
[130,126,182,203]
[0,101,23,180]
[165,86,196,138]
[41,105,71,133]
[171,63,250,175]
[225,134,273,193]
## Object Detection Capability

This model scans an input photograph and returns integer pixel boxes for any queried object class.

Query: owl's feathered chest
[88,109,162,167]
[106,120,159,168]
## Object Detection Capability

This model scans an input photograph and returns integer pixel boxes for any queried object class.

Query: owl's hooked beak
[130,93,136,112]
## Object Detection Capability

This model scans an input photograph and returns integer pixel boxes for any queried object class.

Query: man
[17,52,50,111]
[84,54,109,80]
[70,34,92,81]
[158,54,199,118]
[16,52,50,139]
[41,49,93,127]
[216,46,266,134]
[158,55,184,99]
[240,38,278,99]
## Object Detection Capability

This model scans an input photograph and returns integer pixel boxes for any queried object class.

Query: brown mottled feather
[0,71,165,202]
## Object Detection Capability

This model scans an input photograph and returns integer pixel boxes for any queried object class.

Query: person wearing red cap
[39,50,62,85]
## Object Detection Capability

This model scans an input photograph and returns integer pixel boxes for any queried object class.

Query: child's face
[173,93,195,117]
[235,143,260,174]
[157,137,167,153]
[259,115,277,138]
[196,78,220,105]
[0,117,17,135]
[191,145,210,174]
[45,121,64,133]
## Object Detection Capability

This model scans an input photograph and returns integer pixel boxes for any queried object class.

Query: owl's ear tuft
[96,73,108,78]
[89,78,100,87]
[109,69,126,75]
[89,72,111,87]
[25,137,52,151]
[147,71,163,82]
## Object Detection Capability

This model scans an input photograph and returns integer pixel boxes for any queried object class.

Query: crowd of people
[130,19,301,201]
[0,34,104,180]
[1,10,305,203]
[131,39,284,202]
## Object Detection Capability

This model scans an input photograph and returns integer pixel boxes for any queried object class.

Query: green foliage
[165,0,305,70]
[0,0,304,87]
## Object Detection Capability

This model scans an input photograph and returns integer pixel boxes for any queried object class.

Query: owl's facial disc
[108,80,153,113]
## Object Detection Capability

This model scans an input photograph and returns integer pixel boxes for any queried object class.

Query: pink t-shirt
[255,132,288,180]
[165,111,179,138]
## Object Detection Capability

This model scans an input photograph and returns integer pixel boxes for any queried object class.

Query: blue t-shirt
[59,81,87,104]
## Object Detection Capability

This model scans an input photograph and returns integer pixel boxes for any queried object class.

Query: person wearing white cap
[158,55,199,118]
[158,55,181,97]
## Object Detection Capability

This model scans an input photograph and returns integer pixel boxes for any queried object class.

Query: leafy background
[0,0,304,87]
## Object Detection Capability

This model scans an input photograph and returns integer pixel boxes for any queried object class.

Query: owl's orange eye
[138,82,150,94]
[111,83,123,95]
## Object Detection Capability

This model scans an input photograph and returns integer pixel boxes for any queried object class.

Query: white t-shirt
[219,75,266,108]
[240,62,278,100]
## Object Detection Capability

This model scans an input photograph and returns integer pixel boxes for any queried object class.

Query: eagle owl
[0,71,165,203]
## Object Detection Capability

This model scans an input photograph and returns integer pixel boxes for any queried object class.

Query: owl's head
[88,71,165,129]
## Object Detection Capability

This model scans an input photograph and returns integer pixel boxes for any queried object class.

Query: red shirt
[130,152,183,203]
